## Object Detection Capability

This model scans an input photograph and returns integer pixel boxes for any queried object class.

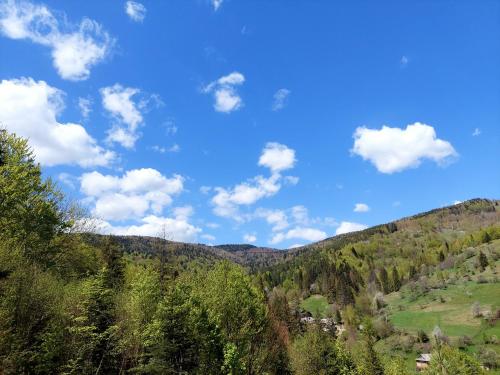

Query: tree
[391,266,401,292]
[379,267,391,294]
[478,251,489,271]
[425,341,485,374]
[289,328,357,375]
[357,320,384,375]
[0,129,68,266]
[190,261,267,374]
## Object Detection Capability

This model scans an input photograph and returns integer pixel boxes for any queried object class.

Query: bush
[478,348,500,369]
[417,330,429,343]
[457,335,472,349]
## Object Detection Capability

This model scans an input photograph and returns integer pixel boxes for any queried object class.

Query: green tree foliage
[289,328,357,375]
[190,261,267,374]
[379,267,391,294]
[357,320,385,375]
[0,129,68,266]
[391,266,401,292]
[424,342,485,375]
[478,251,488,271]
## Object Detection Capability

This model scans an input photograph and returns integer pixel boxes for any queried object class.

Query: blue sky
[0,0,499,248]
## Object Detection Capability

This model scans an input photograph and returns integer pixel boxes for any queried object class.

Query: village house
[416,353,432,371]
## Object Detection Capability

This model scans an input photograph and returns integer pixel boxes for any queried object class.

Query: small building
[300,316,315,324]
[416,353,431,371]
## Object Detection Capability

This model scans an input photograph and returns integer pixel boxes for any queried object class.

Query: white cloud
[352,122,457,174]
[212,174,281,219]
[335,221,368,235]
[0,78,114,167]
[254,208,289,232]
[80,168,184,221]
[0,0,113,80]
[258,142,296,173]
[100,84,148,148]
[289,244,303,249]
[211,0,223,11]
[272,88,291,111]
[205,222,219,229]
[400,55,409,66]
[98,215,201,243]
[472,128,481,136]
[211,142,297,219]
[284,175,299,185]
[78,97,92,119]
[152,144,180,153]
[172,205,194,220]
[354,203,370,212]
[453,200,462,205]
[243,234,257,243]
[203,72,245,113]
[270,226,327,245]
[125,1,146,22]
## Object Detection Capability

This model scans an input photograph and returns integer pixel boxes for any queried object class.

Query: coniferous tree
[379,267,391,294]
[478,251,489,271]
[391,266,401,292]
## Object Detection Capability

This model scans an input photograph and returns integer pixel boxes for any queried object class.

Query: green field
[386,281,500,339]
[300,294,331,317]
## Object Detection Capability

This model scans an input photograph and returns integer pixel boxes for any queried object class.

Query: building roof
[416,354,432,363]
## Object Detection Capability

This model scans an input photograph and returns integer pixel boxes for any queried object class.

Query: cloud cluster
[100,84,150,148]
[354,203,370,212]
[97,213,202,243]
[0,78,114,167]
[211,143,297,219]
[243,234,257,243]
[125,1,146,22]
[335,221,367,235]
[80,168,184,221]
[352,122,457,174]
[272,88,291,111]
[0,0,113,80]
[203,72,245,113]
[260,205,334,245]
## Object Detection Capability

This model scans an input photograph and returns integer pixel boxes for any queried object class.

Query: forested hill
[85,198,499,271]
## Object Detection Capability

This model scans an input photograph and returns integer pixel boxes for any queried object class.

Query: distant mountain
[83,198,499,270]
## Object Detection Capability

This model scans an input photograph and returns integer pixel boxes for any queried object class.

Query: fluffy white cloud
[212,0,223,11]
[352,123,457,174]
[211,143,297,219]
[354,203,370,212]
[258,142,296,172]
[254,208,289,232]
[0,0,113,80]
[203,72,245,113]
[0,78,114,167]
[98,215,201,243]
[243,234,257,243]
[270,226,327,245]
[212,174,281,219]
[101,84,148,148]
[335,221,368,235]
[80,168,184,221]
[125,1,146,22]
[472,128,481,136]
[272,88,290,111]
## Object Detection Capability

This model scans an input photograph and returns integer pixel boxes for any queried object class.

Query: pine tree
[357,320,384,375]
[379,267,391,294]
[478,251,489,271]
[391,266,401,291]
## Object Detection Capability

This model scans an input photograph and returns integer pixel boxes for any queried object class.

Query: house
[416,353,431,371]
[300,316,315,324]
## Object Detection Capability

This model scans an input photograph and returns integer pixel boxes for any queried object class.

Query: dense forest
[1,129,499,374]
